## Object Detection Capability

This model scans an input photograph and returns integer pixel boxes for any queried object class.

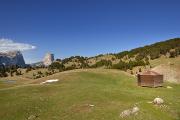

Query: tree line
[0,38,179,78]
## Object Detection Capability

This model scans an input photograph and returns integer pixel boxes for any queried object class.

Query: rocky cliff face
[43,53,54,66]
[0,51,25,67]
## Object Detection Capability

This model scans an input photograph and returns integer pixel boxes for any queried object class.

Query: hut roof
[139,70,162,76]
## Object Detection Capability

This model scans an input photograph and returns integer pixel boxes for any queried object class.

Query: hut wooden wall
[153,75,163,87]
[138,75,154,87]
[137,74,163,87]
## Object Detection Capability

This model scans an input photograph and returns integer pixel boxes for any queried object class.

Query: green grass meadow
[0,69,179,120]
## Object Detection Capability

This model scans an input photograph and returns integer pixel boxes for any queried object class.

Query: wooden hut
[137,71,163,87]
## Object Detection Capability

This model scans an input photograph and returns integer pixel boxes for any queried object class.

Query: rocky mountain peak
[0,51,25,67]
[43,53,54,66]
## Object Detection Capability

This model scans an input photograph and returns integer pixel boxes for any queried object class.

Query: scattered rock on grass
[131,106,139,114]
[89,104,95,107]
[120,109,132,118]
[153,97,164,105]
[120,106,140,118]
[159,104,169,109]
[166,86,173,89]
[28,115,37,120]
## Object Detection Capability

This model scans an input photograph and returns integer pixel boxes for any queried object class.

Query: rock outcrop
[0,51,25,67]
[43,53,54,66]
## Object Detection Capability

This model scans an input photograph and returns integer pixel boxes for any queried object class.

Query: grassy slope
[0,69,180,120]
[150,56,180,67]
[128,56,180,79]
[150,56,180,83]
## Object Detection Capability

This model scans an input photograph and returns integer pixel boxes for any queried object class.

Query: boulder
[153,97,164,105]
[131,106,139,114]
[120,109,131,118]
[120,106,140,118]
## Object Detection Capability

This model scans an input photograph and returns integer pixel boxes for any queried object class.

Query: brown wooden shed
[137,71,163,87]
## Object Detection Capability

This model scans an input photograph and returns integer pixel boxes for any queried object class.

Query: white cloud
[0,38,36,52]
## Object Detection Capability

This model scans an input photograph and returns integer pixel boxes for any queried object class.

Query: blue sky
[0,0,180,63]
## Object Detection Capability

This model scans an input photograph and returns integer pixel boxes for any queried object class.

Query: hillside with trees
[58,38,180,71]
[0,38,179,78]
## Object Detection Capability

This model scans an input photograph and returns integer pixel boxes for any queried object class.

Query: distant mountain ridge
[0,51,25,67]
[30,61,44,67]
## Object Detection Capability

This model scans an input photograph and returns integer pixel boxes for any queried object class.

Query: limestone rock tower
[43,52,54,66]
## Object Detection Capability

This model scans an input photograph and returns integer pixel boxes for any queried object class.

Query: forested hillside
[114,38,180,60]
[53,38,180,71]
